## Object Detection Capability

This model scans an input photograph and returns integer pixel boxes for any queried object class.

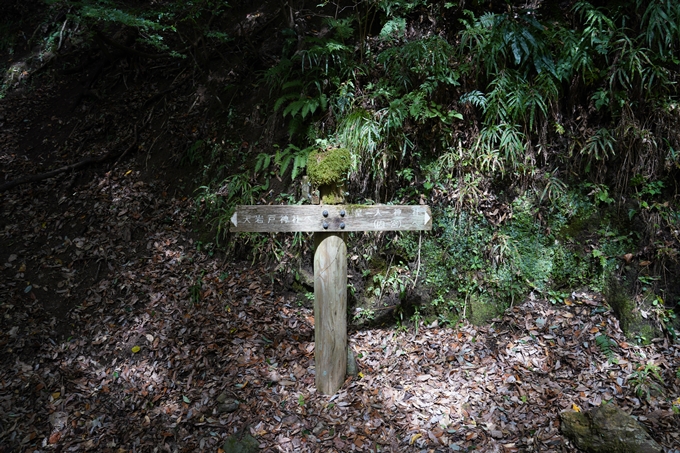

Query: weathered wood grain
[231,201,433,395]
[313,233,347,395]
[230,205,432,233]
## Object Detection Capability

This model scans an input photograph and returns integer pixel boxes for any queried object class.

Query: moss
[368,256,387,273]
[307,147,351,187]
[606,278,663,342]
[321,193,342,204]
[632,322,658,344]
[606,277,635,334]
[468,294,503,326]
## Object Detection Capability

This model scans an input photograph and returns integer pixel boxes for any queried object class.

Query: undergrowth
[178,0,680,334]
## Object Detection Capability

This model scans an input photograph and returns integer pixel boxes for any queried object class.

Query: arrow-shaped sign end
[424,211,431,225]
[231,211,238,227]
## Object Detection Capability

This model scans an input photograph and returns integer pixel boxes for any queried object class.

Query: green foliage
[651,295,678,340]
[369,262,410,302]
[472,123,527,176]
[581,128,615,162]
[628,362,664,401]
[253,144,313,182]
[184,0,680,321]
[188,272,205,304]
[276,145,313,181]
[265,18,356,137]
[81,4,168,32]
[393,184,640,322]
[594,334,617,362]
[378,18,406,42]
[46,0,233,59]
[378,35,459,91]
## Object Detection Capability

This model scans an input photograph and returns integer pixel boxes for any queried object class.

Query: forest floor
[1,20,680,453]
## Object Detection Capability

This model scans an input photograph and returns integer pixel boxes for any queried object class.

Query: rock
[223,432,259,453]
[297,268,315,289]
[217,398,240,414]
[560,404,662,453]
[48,411,68,431]
[281,415,299,426]
[490,430,503,439]
[312,422,325,435]
[346,346,358,377]
[216,392,228,403]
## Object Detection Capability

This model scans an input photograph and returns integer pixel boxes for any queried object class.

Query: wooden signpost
[231,204,432,394]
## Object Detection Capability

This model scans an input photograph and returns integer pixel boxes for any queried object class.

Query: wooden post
[229,202,431,395]
[313,233,347,394]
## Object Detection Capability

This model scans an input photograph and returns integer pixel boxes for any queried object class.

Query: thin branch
[58,18,68,51]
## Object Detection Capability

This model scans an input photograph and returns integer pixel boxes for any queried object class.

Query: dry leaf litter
[1,169,680,453]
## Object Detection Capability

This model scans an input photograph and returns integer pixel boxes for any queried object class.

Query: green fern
[581,128,616,161]
[594,334,616,362]
[629,362,664,400]
[275,145,313,181]
[254,153,272,176]
[473,123,527,176]
[378,36,458,91]
[637,0,680,59]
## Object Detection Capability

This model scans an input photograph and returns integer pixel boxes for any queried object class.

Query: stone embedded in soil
[217,398,240,414]
[560,404,662,453]
[346,346,358,376]
[223,433,259,453]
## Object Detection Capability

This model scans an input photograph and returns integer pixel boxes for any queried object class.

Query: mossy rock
[223,433,259,453]
[307,147,351,187]
[560,404,662,453]
[628,317,662,345]
[606,278,663,342]
[606,279,636,334]
[468,294,503,326]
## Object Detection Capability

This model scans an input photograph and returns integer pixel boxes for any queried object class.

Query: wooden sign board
[230,205,432,233]
[230,202,432,395]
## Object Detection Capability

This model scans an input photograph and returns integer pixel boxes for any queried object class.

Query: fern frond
[460,90,487,109]
[595,334,616,362]
[274,93,299,112]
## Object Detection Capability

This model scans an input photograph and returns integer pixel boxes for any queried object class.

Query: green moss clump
[307,147,351,187]
[606,278,662,342]
[468,294,503,326]
[605,277,635,333]
[321,193,342,204]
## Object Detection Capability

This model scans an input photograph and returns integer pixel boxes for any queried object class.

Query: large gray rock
[560,404,662,453]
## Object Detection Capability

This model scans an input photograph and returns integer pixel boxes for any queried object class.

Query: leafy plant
[275,144,313,181]
[628,362,664,400]
[594,334,617,362]
[189,272,204,304]
[651,295,678,339]
[266,18,356,137]
[353,307,376,323]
